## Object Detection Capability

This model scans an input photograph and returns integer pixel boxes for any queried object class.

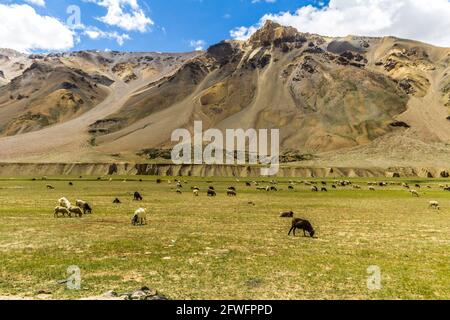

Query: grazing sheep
[209,186,215,191]
[429,201,440,210]
[156,179,162,184]
[444,187,450,192]
[68,206,83,218]
[207,190,217,197]
[46,185,55,190]
[288,186,294,190]
[58,197,71,209]
[134,192,143,201]
[227,190,237,197]
[176,189,182,194]
[288,218,316,238]
[410,190,420,197]
[332,185,337,189]
[69,182,74,186]
[321,187,328,192]
[415,184,421,189]
[228,186,236,191]
[193,189,199,197]
[311,186,318,192]
[131,208,147,226]
[369,186,376,191]
[246,182,252,187]
[113,198,121,204]
[280,211,294,218]
[54,206,69,218]
[270,186,278,191]
[76,200,92,214]
[353,185,361,189]
[257,187,266,191]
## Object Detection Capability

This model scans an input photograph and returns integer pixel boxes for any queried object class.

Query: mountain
[0,21,449,168]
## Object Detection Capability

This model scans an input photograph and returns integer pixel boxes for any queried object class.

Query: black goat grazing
[209,186,215,191]
[134,192,143,201]
[69,182,74,186]
[288,186,294,190]
[246,182,252,187]
[113,198,121,204]
[332,185,337,189]
[415,184,421,189]
[227,190,237,197]
[280,211,294,218]
[207,189,217,197]
[321,187,328,192]
[288,218,316,238]
[156,179,162,184]
[270,186,278,191]
[311,186,318,192]
[228,186,236,191]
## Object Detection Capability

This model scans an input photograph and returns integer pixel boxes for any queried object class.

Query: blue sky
[0,0,322,53]
[0,0,449,53]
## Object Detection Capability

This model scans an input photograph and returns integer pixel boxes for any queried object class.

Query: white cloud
[231,0,450,47]
[84,27,131,46]
[0,4,74,52]
[189,40,206,51]
[24,0,46,7]
[87,0,154,32]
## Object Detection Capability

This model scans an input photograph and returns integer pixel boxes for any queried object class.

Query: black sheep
[134,192,143,201]
[207,190,217,197]
[288,218,316,238]
[113,198,121,204]
[280,211,294,218]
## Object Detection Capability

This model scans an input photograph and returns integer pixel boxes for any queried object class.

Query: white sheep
[68,206,83,218]
[429,201,440,210]
[58,197,71,209]
[132,208,147,226]
[410,190,420,197]
[76,200,92,214]
[54,206,69,218]
[193,189,199,197]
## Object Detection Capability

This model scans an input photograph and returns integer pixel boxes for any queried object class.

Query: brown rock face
[249,20,303,48]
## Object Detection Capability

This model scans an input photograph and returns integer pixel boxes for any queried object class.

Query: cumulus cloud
[231,0,450,47]
[189,40,206,51]
[24,0,46,7]
[0,4,74,52]
[87,0,154,32]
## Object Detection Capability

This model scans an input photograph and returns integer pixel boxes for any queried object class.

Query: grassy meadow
[0,176,449,300]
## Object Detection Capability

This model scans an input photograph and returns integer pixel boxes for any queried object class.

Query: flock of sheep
[54,197,92,218]
[49,177,444,237]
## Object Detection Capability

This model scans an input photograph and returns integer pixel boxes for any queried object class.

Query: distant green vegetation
[0,176,449,300]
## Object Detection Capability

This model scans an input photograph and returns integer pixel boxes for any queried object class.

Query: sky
[0,0,450,53]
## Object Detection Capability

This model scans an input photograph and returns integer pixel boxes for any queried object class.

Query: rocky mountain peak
[248,20,301,48]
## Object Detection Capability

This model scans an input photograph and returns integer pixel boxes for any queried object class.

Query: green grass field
[0,176,449,300]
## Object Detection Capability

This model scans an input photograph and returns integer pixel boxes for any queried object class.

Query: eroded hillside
[0,21,449,167]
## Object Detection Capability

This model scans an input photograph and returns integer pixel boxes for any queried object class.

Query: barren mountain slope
[0,21,449,167]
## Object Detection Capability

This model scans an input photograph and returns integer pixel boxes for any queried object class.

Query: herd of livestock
[49,177,445,238]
